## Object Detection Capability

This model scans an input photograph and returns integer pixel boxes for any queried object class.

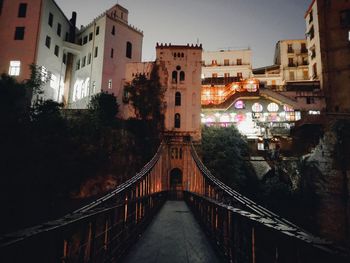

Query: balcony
[202,77,240,85]
[287,48,294,54]
[288,63,296,67]
[301,48,308,54]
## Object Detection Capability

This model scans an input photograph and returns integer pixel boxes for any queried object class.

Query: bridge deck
[123,201,220,263]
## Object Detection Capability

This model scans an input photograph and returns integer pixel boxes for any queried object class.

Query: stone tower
[155,43,203,197]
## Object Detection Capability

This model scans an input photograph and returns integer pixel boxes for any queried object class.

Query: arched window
[112,25,115,35]
[181,53,184,58]
[177,52,181,57]
[174,53,177,58]
[175,113,181,128]
[180,71,185,82]
[175,92,181,106]
[126,41,132,58]
[192,92,196,106]
[172,71,177,83]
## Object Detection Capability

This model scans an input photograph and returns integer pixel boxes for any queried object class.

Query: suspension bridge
[0,136,348,263]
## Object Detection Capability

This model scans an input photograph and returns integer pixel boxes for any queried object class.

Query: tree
[124,64,166,128]
[88,92,119,126]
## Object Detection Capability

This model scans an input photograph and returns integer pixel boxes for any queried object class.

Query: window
[311,47,316,59]
[289,71,295,80]
[65,32,69,41]
[308,26,314,40]
[340,10,350,27]
[48,13,53,27]
[267,103,279,112]
[83,36,88,45]
[18,3,27,17]
[96,26,100,35]
[78,38,82,45]
[57,23,61,37]
[0,0,3,15]
[126,41,132,58]
[211,60,217,65]
[63,53,67,64]
[237,72,243,79]
[82,56,86,67]
[172,71,177,83]
[224,59,229,66]
[89,32,93,41]
[309,10,313,23]
[76,59,80,70]
[111,48,114,58]
[237,59,242,65]
[180,71,185,82]
[112,25,115,35]
[45,36,51,48]
[94,46,98,58]
[301,43,307,53]
[8,61,21,76]
[175,92,181,106]
[303,70,309,80]
[302,56,308,65]
[287,44,293,53]
[224,73,230,78]
[306,97,315,104]
[54,45,59,57]
[212,73,218,78]
[14,27,25,40]
[108,79,112,89]
[175,113,181,128]
[88,53,91,64]
[312,63,317,78]
[288,58,294,67]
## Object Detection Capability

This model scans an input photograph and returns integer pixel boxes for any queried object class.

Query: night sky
[56,0,310,68]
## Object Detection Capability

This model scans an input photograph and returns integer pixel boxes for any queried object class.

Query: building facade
[69,5,143,109]
[202,49,252,80]
[0,0,143,108]
[306,0,350,112]
[0,0,76,102]
[274,39,309,82]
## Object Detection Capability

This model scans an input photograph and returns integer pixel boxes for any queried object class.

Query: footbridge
[0,137,348,263]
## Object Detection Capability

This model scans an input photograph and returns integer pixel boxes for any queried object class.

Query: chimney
[69,12,77,43]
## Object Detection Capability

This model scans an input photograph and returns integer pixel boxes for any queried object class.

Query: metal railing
[187,143,349,263]
[0,144,167,263]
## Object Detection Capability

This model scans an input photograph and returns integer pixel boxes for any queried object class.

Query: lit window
[267,103,279,112]
[234,100,245,109]
[283,105,294,112]
[9,61,21,76]
[108,79,112,89]
[175,113,181,128]
[252,103,263,112]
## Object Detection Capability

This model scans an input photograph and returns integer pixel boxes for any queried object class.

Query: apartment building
[306,0,350,112]
[202,49,252,80]
[274,39,309,82]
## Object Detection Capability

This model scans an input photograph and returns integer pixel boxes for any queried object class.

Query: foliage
[88,92,119,126]
[124,64,165,129]
[200,125,254,193]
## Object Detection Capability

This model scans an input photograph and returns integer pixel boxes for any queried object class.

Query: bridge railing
[187,143,349,263]
[0,144,166,263]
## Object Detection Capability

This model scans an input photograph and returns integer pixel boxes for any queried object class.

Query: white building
[202,49,252,80]
[305,2,323,83]
[68,4,143,109]
[274,39,309,82]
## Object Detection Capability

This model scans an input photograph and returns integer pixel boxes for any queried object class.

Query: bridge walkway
[123,201,220,263]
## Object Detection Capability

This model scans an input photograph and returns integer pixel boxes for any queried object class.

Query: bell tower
[155,43,202,197]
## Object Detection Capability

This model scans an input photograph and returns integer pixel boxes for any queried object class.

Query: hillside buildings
[0,0,143,108]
